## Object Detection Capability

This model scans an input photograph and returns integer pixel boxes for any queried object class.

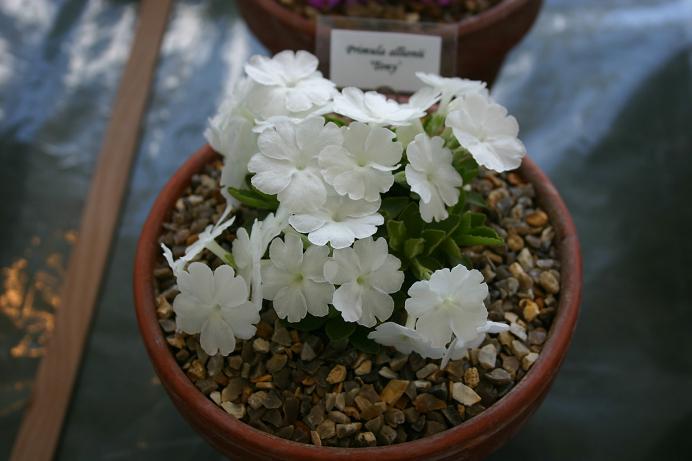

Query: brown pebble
[336,422,362,438]
[414,393,447,413]
[507,233,524,251]
[526,210,548,227]
[326,365,347,384]
[354,359,372,376]
[310,430,322,446]
[522,352,539,370]
[356,431,377,447]
[463,367,480,388]
[380,380,410,405]
[521,299,541,322]
[539,271,560,294]
[316,419,336,440]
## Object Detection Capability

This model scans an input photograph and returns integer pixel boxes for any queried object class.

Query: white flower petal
[200,312,236,356]
[273,285,309,323]
[332,282,363,323]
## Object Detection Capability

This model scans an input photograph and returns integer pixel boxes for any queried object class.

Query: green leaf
[422,229,447,255]
[381,197,410,220]
[289,314,328,332]
[440,238,464,266]
[417,255,444,272]
[456,226,504,246]
[466,190,488,209]
[325,317,357,341]
[404,238,425,260]
[386,220,407,251]
[459,211,487,232]
[400,203,424,237]
[324,114,347,126]
[227,187,279,211]
[410,257,433,280]
[350,328,380,354]
[425,113,446,136]
[393,171,408,186]
[456,156,479,184]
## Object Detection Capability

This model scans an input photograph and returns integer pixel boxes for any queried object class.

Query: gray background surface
[1,0,691,459]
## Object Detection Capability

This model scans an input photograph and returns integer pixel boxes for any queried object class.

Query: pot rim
[134,144,581,460]
[241,0,539,37]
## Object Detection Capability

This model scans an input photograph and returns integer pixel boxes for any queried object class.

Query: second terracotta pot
[236,0,543,86]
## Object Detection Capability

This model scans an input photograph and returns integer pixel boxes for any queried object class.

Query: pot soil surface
[152,157,560,447]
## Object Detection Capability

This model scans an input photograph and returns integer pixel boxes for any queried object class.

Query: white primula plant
[165,51,528,362]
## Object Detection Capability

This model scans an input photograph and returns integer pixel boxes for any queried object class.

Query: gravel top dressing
[152,159,560,447]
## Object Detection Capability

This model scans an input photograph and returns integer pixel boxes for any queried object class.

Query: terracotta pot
[235,0,543,86]
[134,143,581,461]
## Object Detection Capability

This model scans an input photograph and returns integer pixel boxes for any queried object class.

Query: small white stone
[478,344,497,370]
[222,401,246,419]
[451,382,481,406]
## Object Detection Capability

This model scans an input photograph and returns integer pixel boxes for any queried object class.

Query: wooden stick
[10,1,172,460]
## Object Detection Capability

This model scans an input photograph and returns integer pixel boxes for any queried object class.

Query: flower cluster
[164,51,526,363]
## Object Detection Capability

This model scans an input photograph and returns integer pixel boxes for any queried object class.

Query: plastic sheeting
[0,0,691,459]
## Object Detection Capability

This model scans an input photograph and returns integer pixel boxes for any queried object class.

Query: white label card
[329,29,442,93]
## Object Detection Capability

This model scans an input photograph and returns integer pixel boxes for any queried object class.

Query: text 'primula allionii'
[165,50,523,359]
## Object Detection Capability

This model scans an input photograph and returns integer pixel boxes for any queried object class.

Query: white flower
[445,93,526,172]
[405,134,462,223]
[323,237,404,327]
[405,264,489,348]
[205,78,259,192]
[248,117,342,212]
[319,122,402,202]
[173,262,259,356]
[261,234,334,322]
[416,72,488,113]
[333,87,438,126]
[368,322,444,358]
[161,215,236,276]
[396,118,425,147]
[232,211,288,308]
[244,50,336,113]
[289,192,383,249]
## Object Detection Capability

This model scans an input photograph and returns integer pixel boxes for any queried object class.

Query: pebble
[511,340,531,359]
[300,342,317,361]
[222,377,244,402]
[507,233,524,251]
[316,419,336,440]
[539,271,560,294]
[528,328,547,345]
[384,408,405,426]
[354,359,372,376]
[521,299,541,322]
[378,367,398,379]
[336,422,362,439]
[356,431,377,447]
[451,382,482,406]
[272,323,293,347]
[522,352,539,370]
[526,210,549,227]
[380,380,410,405]
[326,365,347,384]
[266,354,288,373]
[414,394,447,413]
[221,402,246,419]
[310,431,322,447]
[463,367,480,388]
[517,247,534,270]
[478,344,497,370]
[485,368,513,385]
[253,338,270,354]
[365,415,384,433]
[425,420,447,436]
[248,391,282,410]
[378,425,398,445]
[415,363,439,379]
[509,322,528,341]
[328,410,351,424]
